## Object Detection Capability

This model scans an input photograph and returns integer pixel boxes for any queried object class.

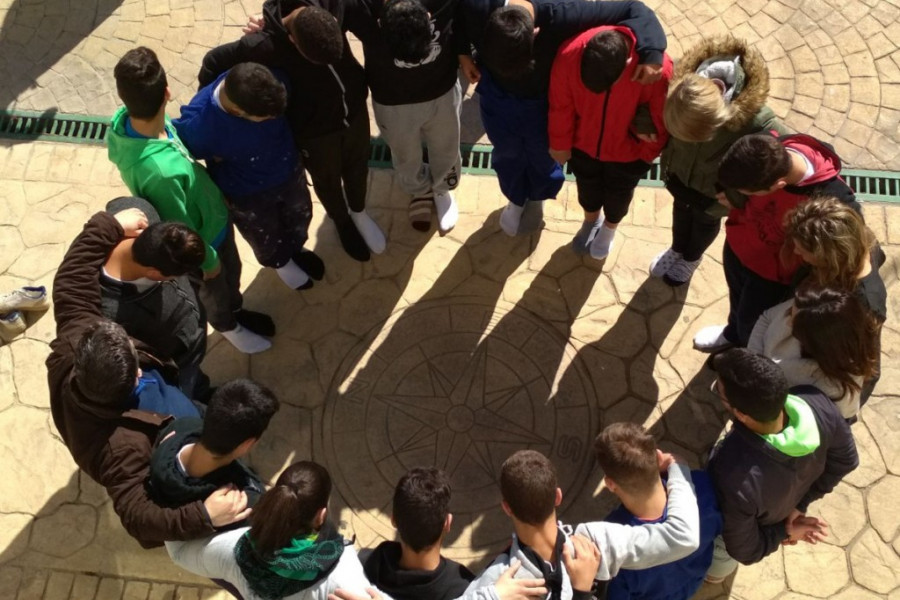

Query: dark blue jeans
[723,241,792,346]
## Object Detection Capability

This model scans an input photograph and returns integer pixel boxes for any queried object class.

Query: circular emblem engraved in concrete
[324,298,597,560]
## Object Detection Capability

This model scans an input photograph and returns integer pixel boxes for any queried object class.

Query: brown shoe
[408,197,434,232]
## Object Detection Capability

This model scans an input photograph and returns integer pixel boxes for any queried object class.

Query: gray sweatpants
[373,80,462,198]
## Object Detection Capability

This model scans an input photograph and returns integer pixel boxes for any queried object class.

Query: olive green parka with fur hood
[660,36,790,217]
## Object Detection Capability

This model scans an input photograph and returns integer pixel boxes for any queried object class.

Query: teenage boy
[693,132,861,351]
[96,198,208,398]
[365,468,474,600]
[174,62,325,291]
[549,25,671,259]
[707,349,858,574]
[149,379,278,515]
[200,0,384,261]
[49,209,251,548]
[455,0,666,236]
[107,47,274,355]
[346,0,461,233]
[463,449,701,599]
[595,423,721,600]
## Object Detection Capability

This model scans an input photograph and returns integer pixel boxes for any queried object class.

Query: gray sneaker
[572,219,602,255]
[663,257,702,287]
[649,248,682,278]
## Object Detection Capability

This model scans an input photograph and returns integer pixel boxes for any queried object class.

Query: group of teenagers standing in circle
[39,0,890,598]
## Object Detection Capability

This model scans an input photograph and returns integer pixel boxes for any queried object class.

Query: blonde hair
[664,74,733,143]
[784,197,876,291]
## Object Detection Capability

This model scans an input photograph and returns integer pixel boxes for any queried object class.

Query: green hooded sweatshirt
[107,107,228,272]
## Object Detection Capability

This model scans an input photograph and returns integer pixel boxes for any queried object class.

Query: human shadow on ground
[0,0,123,115]
[315,209,543,556]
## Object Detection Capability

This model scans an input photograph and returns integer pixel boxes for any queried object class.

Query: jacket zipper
[328,64,351,128]
[595,89,612,159]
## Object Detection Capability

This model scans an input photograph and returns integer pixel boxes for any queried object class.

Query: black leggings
[666,176,722,262]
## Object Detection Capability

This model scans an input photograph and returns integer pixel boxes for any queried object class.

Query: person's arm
[142,174,220,273]
[550,1,665,65]
[99,441,217,547]
[547,47,575,164]
[747,301,780,354]
[796,409,859,512]
[199,36,267,88]
[52,212,126,339]
[716,482,787,565]
[575,461,700,579]
[166,527,246,579]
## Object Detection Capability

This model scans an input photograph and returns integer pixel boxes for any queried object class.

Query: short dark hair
[74,320,138,405]
[594,423,659,496]
[381,0,432,64]
[717,134,793,192]
[223,63,288,118]
[131,222,206,277]
[200,379,280,455]
[481,6,535,80]
[580,30,630,93]
[250,461,332,557]
[114,47,168,119]
[289,7,344,65]
[393,467,451,552]
[713,348,788,422]
[500,450,557,525]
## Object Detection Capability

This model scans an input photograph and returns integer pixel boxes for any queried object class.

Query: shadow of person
[315,208,544,561]
[459,73,486,145]
[0,0,123,118]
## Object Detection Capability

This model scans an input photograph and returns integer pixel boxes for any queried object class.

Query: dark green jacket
[660,36,790,217]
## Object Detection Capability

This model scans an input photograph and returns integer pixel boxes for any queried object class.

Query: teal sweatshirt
[107,107,228,272]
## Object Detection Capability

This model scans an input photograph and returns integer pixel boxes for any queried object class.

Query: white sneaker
[693,325,733,353]
[221,324,272,354]
[664,257,702,287]
[499,202,525,236]
[433,190,459,233]
[0,311,27,344]
[589,222,616,260]
[0,286,49,312]
[649,248,682,278]
[350,210,386,254]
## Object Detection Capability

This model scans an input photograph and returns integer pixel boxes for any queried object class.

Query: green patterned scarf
[234,520,347,600]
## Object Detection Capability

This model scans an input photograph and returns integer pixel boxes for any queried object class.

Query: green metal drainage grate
[2,109,899,204]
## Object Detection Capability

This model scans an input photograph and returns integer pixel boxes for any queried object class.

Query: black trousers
[666,176,722,262]
[297,110,369,227]
[722,241,792,346]
[198,225,243,332]
[568,150,650,222]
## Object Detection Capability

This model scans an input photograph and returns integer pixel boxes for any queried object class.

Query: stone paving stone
[95,577,126,600]
[849,528,900,593]
[866,475,900,542]
[784,542,850,597]
[43,571,75,600]
[71,574,101,599]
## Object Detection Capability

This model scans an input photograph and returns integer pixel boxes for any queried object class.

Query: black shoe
[337,222,371,262]
[293,249,326,280]
[235,309,276,337]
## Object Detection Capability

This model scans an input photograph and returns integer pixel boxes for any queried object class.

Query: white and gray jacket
[460,463,701,600]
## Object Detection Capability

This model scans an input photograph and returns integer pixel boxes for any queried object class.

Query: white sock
[350,210,386,254]
[221,324,272,354]
[276,260,310,289]
[589,224,616,259]
[499,202,525,236]
[433,190,459,232]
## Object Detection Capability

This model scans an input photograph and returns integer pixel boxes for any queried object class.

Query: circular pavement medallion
[323,298,598,560]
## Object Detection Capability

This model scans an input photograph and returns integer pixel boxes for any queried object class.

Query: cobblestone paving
[2,0,900,168]
[0,141,898,599]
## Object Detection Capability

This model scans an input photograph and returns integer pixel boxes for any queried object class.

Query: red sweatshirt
[725,134,858,284]
[548,26,673,163]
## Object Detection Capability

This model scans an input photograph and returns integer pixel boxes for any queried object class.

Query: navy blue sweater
[173,71,298,199]
[605,471,722,600]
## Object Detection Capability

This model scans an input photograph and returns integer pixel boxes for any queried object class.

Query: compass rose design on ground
[322,298,597,561]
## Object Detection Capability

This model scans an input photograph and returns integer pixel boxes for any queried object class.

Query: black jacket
[364,541,474,600]
[707,386,858,565]
[347,0,461,105]
[457,0,666,97]
[148,417,265,511]
[198,0,368,140]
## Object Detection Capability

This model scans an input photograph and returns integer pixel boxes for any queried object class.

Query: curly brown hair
[783,197,875,291]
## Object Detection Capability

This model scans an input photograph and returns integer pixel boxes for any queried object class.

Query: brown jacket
[47,212,215,548]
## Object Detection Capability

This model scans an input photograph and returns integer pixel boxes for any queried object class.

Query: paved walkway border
[2,108,899,204]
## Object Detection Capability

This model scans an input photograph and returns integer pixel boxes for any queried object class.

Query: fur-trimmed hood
[674,36,770,131]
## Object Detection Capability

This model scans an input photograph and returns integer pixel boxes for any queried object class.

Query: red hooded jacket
[548,26,672,163]
[724,134,860,284]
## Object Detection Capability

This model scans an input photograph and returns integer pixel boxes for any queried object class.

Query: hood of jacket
[761,394,821,457]
[674,35,769,132]
[364,541,474,600]
[780,133,843,186]
[107,107,191,175]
